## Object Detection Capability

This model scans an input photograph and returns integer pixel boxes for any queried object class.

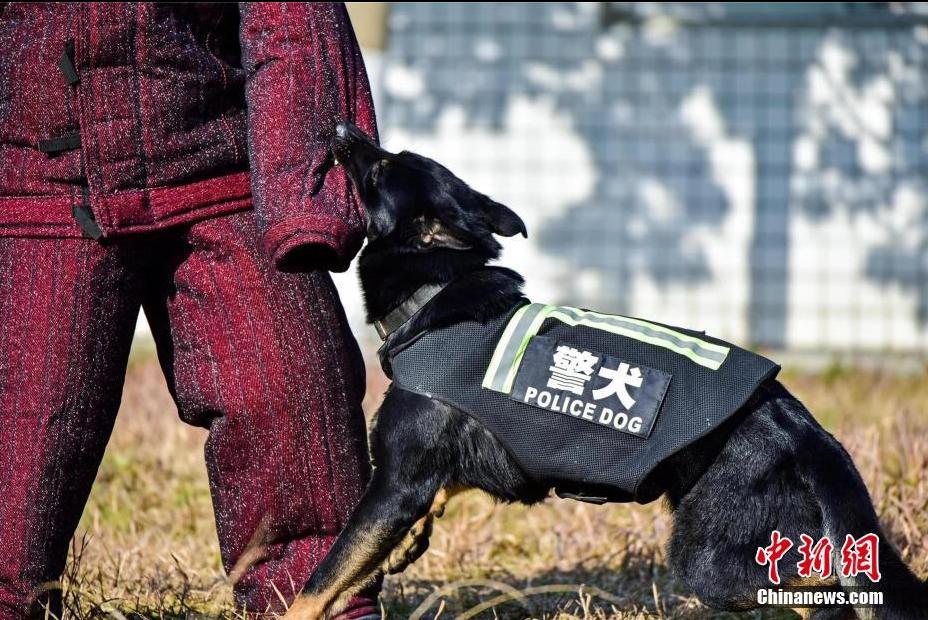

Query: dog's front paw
[383,514,434,575]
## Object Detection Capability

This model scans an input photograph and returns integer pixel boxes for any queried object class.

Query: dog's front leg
[284,468,442,620]
[383,484,465,575]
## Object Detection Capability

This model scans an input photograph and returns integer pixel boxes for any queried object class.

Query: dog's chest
[386,302,779,504]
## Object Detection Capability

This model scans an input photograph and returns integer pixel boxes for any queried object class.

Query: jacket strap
[59,40,79,85]
[37,131,81,154]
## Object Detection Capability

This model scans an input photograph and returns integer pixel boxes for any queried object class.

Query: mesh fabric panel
[389,304,779,503]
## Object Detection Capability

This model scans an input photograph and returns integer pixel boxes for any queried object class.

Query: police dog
[283,121,927,620]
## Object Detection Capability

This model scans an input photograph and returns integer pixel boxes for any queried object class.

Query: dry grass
[62,344,928,619]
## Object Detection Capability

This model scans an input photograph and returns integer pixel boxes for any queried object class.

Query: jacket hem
[0,171,253,238]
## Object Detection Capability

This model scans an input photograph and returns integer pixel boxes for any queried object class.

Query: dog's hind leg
[666,393,829,613]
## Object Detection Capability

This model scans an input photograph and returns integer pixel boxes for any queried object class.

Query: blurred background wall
[335,2,928,360]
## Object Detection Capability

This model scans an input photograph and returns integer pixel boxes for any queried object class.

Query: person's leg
[0,237,142,620]
[142,211,378,618]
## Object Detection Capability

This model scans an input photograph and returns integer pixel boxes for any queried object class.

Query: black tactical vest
[384,302,779,504]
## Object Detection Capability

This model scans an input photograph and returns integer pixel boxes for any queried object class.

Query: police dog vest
[386,302,779,504]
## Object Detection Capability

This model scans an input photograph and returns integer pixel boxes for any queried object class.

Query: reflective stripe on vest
[483,303,731,393]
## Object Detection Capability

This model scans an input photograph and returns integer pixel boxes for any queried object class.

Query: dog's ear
[477,193,527,238]
[415,216,472,251]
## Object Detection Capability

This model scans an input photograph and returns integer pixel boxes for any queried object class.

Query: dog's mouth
[330,121,386,193]
[330,124,351,165]
[331,121,375,163]
[330,138,350,169]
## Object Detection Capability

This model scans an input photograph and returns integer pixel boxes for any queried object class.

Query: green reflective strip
[483,303,730,394]
[482,303,550,390]
[481,304,530,389]
[546,307,729,370]
[558,307,730,358]
[498,304,556,393]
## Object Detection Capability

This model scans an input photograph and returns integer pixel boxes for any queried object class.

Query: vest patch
[510,336,671,438]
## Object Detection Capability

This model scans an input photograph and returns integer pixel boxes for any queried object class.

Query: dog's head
[332,120,526,258]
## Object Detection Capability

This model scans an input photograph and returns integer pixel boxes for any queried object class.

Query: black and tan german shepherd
[283,121,927,620]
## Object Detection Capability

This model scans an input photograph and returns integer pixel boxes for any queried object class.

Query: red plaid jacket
[0,3,377,270]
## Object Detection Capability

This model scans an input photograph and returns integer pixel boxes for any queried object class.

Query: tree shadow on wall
[381,2,928,343]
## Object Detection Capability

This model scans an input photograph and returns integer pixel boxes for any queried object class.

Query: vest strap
[555,488,610,504]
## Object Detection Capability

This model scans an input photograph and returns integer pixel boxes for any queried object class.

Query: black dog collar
[373,283,447,340]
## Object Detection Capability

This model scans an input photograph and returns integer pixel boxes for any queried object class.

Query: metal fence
[370,2,928,353]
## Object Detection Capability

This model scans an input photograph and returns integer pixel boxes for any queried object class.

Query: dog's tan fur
[283,486,465,620]
[786,575,844,619]
[383,485,460,574]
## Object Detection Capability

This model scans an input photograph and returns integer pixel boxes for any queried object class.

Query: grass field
[62,345,928,619]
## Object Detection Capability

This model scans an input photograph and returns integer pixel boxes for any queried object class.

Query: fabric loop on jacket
[58,40,79,85]
[37,132,81,155]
